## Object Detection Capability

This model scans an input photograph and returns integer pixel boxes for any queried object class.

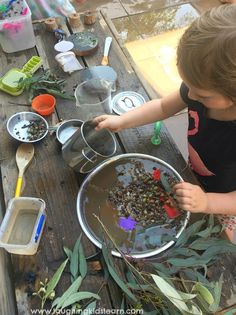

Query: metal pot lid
[111,91,145,115]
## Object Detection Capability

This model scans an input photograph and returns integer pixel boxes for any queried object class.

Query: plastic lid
[111,91,145,115]
[54,40,74,52]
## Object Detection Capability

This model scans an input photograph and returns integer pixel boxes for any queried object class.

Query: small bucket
[62,120,116,173]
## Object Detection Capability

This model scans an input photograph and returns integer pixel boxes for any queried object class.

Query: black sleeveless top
[180,83,236,193]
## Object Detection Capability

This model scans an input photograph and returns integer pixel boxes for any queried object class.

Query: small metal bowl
[7,112,48,143]
[56,119,83,144]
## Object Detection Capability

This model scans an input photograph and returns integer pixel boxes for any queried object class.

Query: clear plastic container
[0,197,46,255]
[0,0,36,53]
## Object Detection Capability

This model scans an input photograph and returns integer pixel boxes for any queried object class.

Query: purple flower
[119,216,137,231]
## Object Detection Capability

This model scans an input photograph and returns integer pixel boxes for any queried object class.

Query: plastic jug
[74,78,115,121]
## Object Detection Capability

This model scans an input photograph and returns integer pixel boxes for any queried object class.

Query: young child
[94,5,236,229]
[26,0,76,20]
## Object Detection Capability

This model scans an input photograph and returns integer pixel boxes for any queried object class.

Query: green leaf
[78,240,87,278]
[167,257,210,268]
[175,219,206,247]
[192,283,214,305]
[44,259,68,302]
[170,247,200,258]
[70,235,82,281]
[152,262,172,276]
[81,301,97,315]
[209,275,223,313]
[151,274,202,314]
[102,246,138,303]
[182,269,210,285]
[201,244,236,260]
[177,291,197,300]
[60,292,100,310]
[63,246,72,260]
[52,276,83,310]
[189,238,224,250]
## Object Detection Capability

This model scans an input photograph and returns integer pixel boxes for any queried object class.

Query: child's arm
[95,90,187,132]
[174,182,236,215]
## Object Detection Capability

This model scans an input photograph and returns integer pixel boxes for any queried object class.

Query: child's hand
[173,182,208,213]
[94,115,124,132]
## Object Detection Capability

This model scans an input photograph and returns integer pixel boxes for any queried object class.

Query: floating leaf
[192,283,214,305]
[160,173,172,192]
[59,292,100,310]
[44,259,68,302]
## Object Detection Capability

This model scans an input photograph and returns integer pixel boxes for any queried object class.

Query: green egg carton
[0,56,42,96]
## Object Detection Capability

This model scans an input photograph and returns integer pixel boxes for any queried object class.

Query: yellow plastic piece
[15,177,23,197]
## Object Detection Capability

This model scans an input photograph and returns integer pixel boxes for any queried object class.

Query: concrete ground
[74,0,221,160]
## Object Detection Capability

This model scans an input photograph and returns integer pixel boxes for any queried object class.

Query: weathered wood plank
[0,175,18,315]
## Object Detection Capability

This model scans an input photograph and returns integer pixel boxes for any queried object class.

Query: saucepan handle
[82,148,97,163]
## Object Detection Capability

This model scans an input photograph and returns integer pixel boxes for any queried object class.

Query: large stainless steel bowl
[77,153,190,258]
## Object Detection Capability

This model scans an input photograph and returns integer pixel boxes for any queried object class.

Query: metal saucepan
[62,120,117,173]
[77,153,190,258]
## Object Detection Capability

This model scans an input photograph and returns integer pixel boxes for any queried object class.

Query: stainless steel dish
[56,119,83,144]
[77,153,190,258]
[7,112,48,143]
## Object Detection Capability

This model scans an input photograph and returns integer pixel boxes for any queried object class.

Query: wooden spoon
[15,143,34,197]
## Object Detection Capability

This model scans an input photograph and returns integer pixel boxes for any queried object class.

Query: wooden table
[0,12,234,315]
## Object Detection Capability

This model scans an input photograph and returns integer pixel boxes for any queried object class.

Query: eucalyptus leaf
[201,244,236,259]
[182,269,210,285]
[209,275,223,313]
[167,257,210,268]
[152,263,172,276]
[78,241,87,278]
[81,301,97,315]
[70,235,82,281]
[44,259,68,302]
[60,292,100,310]
[192,283,214,305]
[63,246,72,260]
[170,248,200,258]
[52,276,83,310]
[175,219,206,247]
[102,246,138,303]
[152,274,202,314]
[189,238,224,251]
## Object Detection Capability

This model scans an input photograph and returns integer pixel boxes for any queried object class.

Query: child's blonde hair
[177,4,236,100]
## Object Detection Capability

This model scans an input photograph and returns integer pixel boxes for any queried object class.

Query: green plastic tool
[151,121,162,145]
[0,56,42,96]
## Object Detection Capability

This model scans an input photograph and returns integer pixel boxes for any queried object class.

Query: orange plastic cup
[32,94,56,116]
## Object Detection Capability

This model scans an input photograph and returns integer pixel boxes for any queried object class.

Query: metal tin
[7,112,48,143]
[111,91,145,115]
[56,119,83,144]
